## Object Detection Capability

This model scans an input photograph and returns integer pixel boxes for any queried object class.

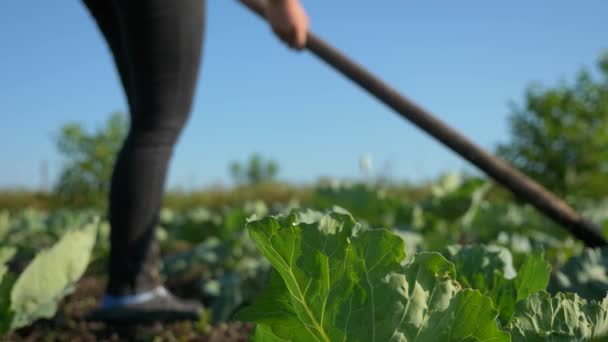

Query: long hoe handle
[237,0,607,248]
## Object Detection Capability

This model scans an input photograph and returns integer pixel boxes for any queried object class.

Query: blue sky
[1,1,607,190]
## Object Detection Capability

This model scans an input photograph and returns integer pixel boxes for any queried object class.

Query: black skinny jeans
[82,0,206,296]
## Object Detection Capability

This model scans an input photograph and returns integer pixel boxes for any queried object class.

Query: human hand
[264,0,309,50]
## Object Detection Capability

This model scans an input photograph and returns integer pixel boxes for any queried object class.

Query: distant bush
[497,51,608,200]
[52,112,127,210]
[229,154,280,186]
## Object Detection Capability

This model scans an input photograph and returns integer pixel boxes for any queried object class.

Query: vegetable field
[3,174,608,341]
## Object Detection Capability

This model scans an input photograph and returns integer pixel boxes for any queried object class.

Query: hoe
[238,0,607,248]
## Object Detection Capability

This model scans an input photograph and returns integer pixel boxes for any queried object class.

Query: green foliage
[497,51,608,199]
[414,174,493,248]
[0,220,97,333]
[9,221,97,331]
[229,154,280,186]
[5,174,608,338]
[0,247,15,265]
[234,208,608,341]
[0,191,51,212]
[160,234,272,324]
[510,292,608,341]
[53,112,127,209]
[0,274,16,335]
[549,246,608,301]
[311,180,407,229]
[159,201,268,244]
[444,245,551,325]
[0,211,9,240]
[0,247,16,282]
[0,246,16,334]
[235,210,508,341]
[159,203,272,324]
[0,209,106,268]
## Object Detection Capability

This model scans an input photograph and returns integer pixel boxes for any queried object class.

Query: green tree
[496,52,608,199]
[53,112,128,208]
[229,153,279,186]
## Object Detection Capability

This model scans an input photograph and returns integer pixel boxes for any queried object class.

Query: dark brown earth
[2,276,254,342]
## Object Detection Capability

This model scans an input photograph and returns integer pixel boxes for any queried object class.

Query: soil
[2,276,254,342]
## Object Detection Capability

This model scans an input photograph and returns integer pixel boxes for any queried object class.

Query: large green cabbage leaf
[445,245,551,325]
[9,220,97,330]
[510,292,608,341]
[235,210,508,341]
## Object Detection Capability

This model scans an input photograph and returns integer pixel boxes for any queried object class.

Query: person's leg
[106,0,205,297]
[81,0,205,307]
[81,0,134,109]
